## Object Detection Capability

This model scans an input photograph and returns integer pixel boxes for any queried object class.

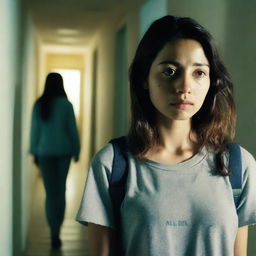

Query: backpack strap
[227,143,243,208]
[108,136,128,254]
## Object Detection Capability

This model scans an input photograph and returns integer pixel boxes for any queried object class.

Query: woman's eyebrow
[158,60,181,66]
[158,60,209,67]
[193,62,209,67]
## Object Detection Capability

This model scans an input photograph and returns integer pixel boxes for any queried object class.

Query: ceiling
[25,0,136,46]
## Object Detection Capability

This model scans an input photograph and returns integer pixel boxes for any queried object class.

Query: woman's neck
[157,120,195,152]
[143,118,198,164]
[143,113,202,164]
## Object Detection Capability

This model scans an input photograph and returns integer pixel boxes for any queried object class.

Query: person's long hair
[37,72,67,120]
[128,15,236,176]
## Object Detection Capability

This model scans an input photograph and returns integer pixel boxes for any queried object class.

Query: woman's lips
[170,101,193,110]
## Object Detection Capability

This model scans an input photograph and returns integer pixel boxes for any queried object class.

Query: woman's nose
[175,73,192,94]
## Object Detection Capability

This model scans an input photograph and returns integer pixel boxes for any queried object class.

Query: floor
[24,162,256,256]
[25,162,89,256]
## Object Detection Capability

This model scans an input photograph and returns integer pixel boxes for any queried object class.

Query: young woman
[30,72,80,250]
[76,16,256,255]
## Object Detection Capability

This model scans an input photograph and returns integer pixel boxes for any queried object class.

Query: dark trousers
[38,155,71,237]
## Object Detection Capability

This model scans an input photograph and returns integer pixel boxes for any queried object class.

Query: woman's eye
[195,70,207,77]
[162,67,176,77]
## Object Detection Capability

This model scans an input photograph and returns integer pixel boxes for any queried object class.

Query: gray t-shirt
[76,143,256,256]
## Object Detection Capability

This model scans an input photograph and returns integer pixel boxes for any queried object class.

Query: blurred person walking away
[30,72,80,250]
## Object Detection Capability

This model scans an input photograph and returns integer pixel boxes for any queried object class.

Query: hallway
[25,163,89,256]
[2,0,256,255]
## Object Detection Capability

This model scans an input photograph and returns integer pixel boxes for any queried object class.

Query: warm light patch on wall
[52,69,81,117]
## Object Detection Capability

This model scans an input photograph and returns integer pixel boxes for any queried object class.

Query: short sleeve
[237,147,256,227]
[76,143,115,229]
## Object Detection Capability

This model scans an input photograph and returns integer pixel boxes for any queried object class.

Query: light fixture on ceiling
[57,37,80,43]
[57,29,80,35]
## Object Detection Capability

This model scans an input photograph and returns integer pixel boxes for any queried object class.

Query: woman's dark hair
[128,15,236,176]
[38,72,67,120]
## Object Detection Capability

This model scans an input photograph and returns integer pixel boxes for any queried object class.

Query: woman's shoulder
[239,145,256,168]
[91,142,114,170]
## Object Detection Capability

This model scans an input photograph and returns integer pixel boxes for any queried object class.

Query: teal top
[30,96,80,159]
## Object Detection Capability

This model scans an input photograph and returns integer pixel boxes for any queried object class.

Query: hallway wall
[224,0,256,155]
[0,0,40,254]
[140,0,168,38]
[167,0,228,50]
[85,2,143,154]
[20,14,38,254]
[0,0,19,254]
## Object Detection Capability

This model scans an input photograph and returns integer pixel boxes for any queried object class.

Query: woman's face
[145,39,210,122]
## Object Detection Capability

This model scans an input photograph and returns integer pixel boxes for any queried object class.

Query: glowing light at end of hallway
[52,69,81,117]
